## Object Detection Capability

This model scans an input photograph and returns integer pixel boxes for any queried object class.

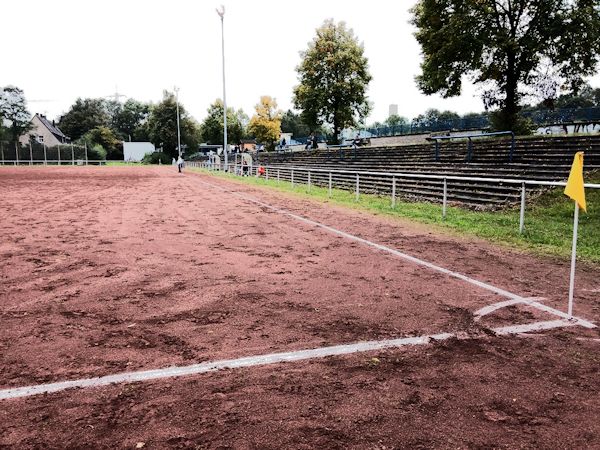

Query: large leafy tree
[412,0,600,133]
[111,99,151,140]
[58,98,110,140]
[293,20,372,143]
[248,96,282,151]
[0,86,32,145]
[199,99,247,145]
[147,91,201,158]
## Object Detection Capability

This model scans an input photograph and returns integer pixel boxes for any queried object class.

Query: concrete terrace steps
[256,135,599,209]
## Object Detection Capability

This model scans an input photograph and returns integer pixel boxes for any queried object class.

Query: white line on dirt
[195,177,595,328]
[0,319,579,401]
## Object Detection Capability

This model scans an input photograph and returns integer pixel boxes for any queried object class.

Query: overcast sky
[2,0,599,125]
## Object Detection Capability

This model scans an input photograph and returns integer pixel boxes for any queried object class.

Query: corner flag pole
[563,151,586,318]
[567,202,579,317]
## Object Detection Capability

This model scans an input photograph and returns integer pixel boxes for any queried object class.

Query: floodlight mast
[216,5,228,171]
[174,86,182,158]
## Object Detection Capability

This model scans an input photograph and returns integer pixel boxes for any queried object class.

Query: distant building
[240,139,256,151]
[123,142,155,161]
[389,104,398,117]
[19,114,70,146]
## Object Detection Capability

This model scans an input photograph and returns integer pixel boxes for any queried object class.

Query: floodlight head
[216,5,225,18]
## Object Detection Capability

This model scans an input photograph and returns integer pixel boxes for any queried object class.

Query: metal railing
[429,131,515,163]
[188,161,599,235]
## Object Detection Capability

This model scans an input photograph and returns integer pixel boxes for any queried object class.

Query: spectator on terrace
[305,133,314,150]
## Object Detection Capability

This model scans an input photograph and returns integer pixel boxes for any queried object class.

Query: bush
[489,110,534,136]
[90,144,107,160]
[142,152,172,165]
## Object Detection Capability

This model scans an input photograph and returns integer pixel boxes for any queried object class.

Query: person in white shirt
[177,155,184,173]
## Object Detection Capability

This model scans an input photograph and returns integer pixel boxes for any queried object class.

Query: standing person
[311,133,318,149]
[177,155,184,173]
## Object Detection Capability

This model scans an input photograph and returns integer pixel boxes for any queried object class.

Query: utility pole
[217,5,228,171]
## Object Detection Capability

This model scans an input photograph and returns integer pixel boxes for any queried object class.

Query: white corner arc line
[0,319,577,401]
[195,177,595,328]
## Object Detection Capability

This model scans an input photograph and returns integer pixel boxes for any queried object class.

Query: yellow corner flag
[564,152,586,212]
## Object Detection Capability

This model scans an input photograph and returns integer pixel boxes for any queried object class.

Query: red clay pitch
[1,166,599,448]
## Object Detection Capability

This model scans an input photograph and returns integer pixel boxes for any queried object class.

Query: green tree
[78,126,122,160]
[385,114,409,127]
[111,99,151,140]
[412,109,460,128]
[367,121,384,129]
[538,82,600,109]
[280,109,311,138]
[199,99,246,145]
[411,0,600,134]
[248,96,282,151]
[293,20,372,144]
[58,98,110,140]
[0,86,32,145]
[147,91,201,159]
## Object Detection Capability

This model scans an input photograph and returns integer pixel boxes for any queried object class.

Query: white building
[123,142,156,161]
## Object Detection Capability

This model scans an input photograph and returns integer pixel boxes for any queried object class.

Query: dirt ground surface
[1,166,599,449]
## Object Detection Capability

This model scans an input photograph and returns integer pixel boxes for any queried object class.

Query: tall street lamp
[216,5,228,171]
[174,86,182,158]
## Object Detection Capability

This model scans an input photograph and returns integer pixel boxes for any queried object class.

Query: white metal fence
[188,161,600,234]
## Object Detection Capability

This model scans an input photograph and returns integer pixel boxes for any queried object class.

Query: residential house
[19,114,70,146]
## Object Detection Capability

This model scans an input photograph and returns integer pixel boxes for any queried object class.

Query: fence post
[308,171,311,191]
[291,169,294,187]
[443,177,448,219]
[328,172,332,197]
[509,134,515,163]
[15,142,19,165]
[71,143,75,165]
[29,142,33,165]
[355,173,360,201]
[58,145,61,165]
[277,168,280,182]
[43,144,47,165]
[392,176,396,208]
[467,138,473,162]
[85,143,88,165]
[266,167,269,181]
[1,142,4,165]
[519,182,526,234]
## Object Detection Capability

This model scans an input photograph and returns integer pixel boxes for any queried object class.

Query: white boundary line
[195,177,595,328]
[0,319,579,400]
